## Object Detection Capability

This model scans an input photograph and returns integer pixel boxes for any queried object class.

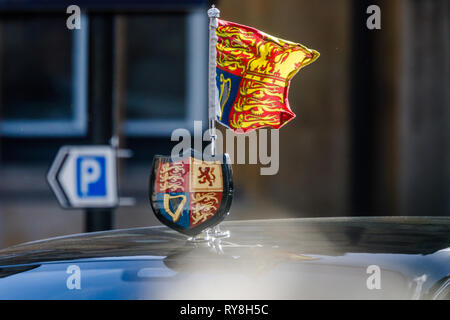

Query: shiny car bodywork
[0,217,449,299]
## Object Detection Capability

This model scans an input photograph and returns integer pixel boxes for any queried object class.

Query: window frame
[124,9,207,137]
[0,13,89,137]
[0,10,207,138]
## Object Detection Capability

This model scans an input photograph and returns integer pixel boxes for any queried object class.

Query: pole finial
[208,4,220,18]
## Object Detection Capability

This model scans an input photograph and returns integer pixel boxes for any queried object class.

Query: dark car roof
[0,217,449,299]
[1,216,450,265]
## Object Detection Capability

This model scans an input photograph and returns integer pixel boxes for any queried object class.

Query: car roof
[1,216,450,267]
[0,217,450,299]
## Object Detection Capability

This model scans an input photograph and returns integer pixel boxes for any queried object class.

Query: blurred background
[0,0,448,248]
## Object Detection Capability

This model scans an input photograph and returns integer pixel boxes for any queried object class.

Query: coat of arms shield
[149,149,233,236]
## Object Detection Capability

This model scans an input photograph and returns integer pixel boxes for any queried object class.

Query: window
[124,10,207,136]
[0,13,88,137]
[0,10,206,138]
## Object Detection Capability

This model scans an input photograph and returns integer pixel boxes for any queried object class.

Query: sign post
[86,14,115,232]
[48,15,135,232]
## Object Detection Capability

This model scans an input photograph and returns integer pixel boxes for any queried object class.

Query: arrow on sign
[47,146,119,209]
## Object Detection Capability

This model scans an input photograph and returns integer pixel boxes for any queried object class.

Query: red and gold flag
[216,19,319,133]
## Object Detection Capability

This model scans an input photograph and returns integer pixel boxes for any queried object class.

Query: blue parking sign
[48,146,118,208]
[76,156,106,197]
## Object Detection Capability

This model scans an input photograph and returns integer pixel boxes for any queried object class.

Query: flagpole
[207,5,220,157]
[203,5,230,240]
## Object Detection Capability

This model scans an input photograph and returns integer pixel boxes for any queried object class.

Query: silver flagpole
[203,5,230,240]
[191,5,220,243]
[207,5,219,157]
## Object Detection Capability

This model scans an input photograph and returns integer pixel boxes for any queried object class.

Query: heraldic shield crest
[149,149,233,236]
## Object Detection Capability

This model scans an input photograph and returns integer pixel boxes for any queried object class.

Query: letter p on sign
[76,156,106,197]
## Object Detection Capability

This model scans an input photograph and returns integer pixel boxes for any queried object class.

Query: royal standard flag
[216,19,319,133]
